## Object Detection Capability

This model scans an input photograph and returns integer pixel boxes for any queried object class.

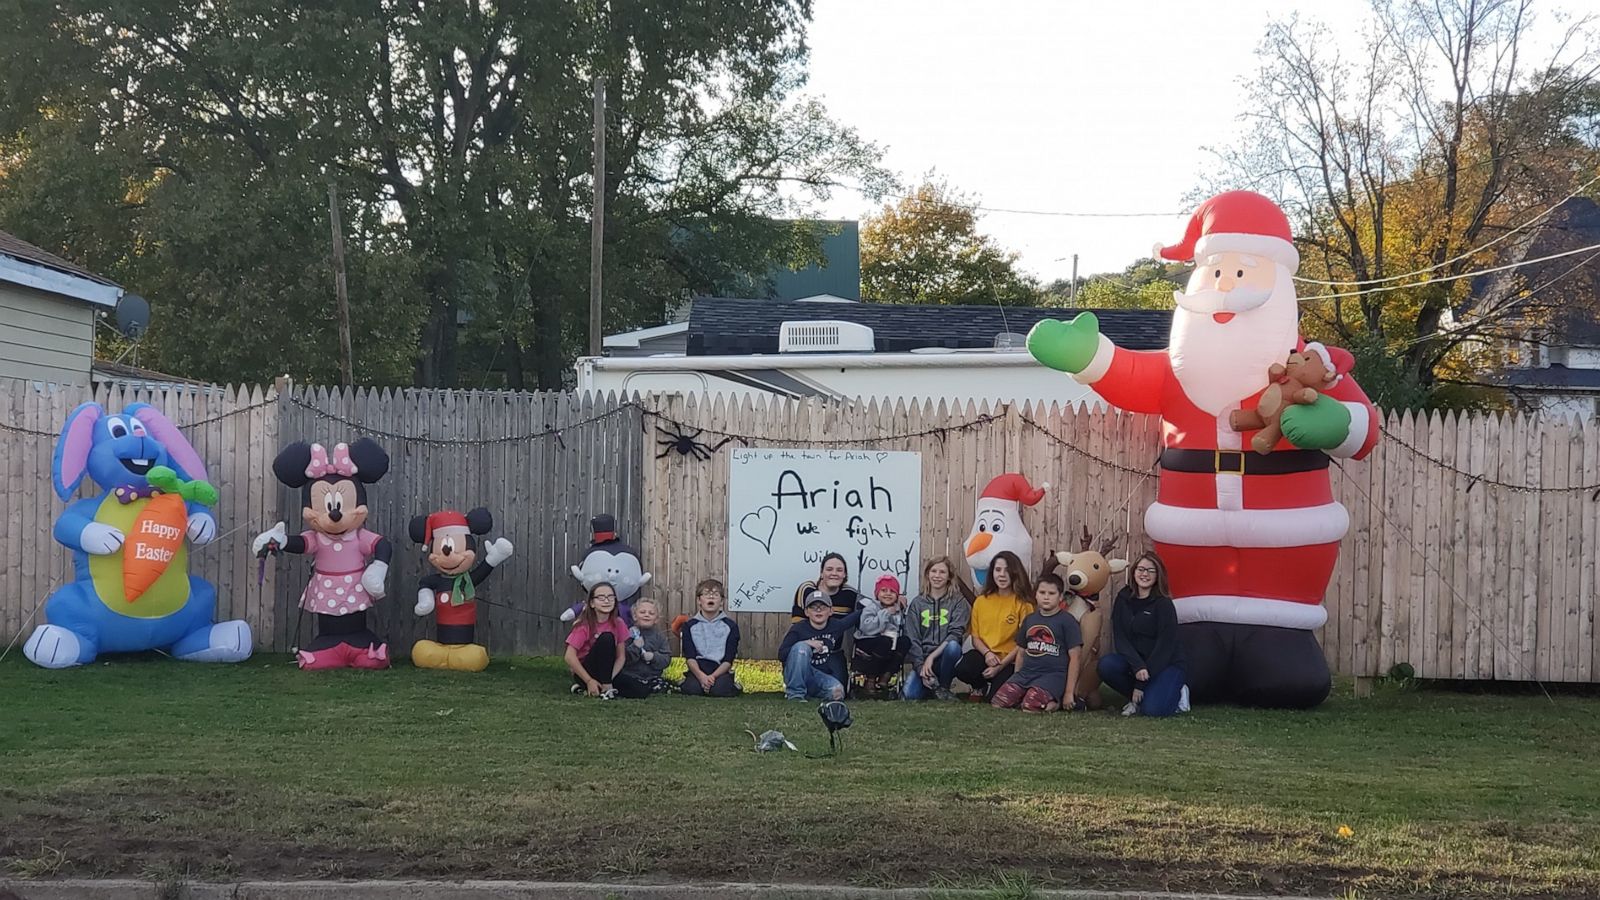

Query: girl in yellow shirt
[953,551,1035,700]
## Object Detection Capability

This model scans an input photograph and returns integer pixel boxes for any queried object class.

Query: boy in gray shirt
[617,599,672,698]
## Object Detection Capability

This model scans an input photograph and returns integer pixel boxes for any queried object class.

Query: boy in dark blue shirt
[778,590,861,701]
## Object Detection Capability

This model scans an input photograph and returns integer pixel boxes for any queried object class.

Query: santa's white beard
[1168,266,1301,416]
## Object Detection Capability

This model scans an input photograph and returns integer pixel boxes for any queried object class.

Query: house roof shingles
[686,297,1172,356]
[0,229,119,287]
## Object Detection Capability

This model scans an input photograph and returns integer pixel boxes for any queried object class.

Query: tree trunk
[532,292,565,390]
[503,332,525,390]
[414,279,458,387]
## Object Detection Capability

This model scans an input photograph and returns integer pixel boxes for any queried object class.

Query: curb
[0,879,1336,900]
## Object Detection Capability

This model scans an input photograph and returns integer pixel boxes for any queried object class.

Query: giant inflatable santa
[1027,190,1378,709]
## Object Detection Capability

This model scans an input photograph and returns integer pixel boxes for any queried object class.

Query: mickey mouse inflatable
[253,439,394,670]
[409,507,513,672]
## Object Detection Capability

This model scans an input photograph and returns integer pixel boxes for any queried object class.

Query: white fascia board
[0,255,122,307]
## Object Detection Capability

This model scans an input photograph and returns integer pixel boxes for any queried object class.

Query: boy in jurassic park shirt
[991,574,1082,713]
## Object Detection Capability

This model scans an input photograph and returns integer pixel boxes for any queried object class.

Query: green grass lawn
[2,655,1598,899]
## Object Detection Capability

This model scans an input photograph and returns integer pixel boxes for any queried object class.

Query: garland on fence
[0,395,277,438]
[5,390,1596,495]
[1375,423,1600,497]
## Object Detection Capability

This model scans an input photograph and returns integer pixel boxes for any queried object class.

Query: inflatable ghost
[963,474,1047,588]
[561,513,649,624]
[25,402,252,668]
[1027,189,1379,709]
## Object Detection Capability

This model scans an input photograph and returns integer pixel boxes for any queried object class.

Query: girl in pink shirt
[565,582,629,698]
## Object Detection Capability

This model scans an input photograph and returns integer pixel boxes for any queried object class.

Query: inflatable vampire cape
[561,514,649,625]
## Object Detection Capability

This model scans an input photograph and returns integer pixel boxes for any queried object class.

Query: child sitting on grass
[990,573,1082,713]
[779,590,860,701]
[851,574,908,695]
[680,579,740,697]
[564,582,629,699]
[616,598,672,698]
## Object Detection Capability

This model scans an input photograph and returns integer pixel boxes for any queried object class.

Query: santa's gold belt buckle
[1214,450,1245,475]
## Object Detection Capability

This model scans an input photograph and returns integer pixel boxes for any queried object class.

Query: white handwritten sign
[727,447,922,613]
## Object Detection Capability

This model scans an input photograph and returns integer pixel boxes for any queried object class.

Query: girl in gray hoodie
[901,556,974,700]
[851,574,910,693]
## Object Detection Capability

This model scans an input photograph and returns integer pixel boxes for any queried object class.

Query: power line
[1297,239,1600,302]
[1293,173,1600,287]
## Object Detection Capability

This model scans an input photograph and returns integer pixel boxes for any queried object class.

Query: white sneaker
[1177,685,1191,713]
[599,687,618,700]
[570,683,584,695]
[1120,701,1139,717]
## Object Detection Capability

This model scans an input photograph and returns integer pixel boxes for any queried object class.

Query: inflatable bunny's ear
[53,402,104,500]
[125,403,208,483]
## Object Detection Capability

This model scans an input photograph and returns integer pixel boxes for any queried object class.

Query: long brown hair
[983,551,1033,601]
[922,555,976,603]
[1129,551,1171,599]
[579,581,620,635]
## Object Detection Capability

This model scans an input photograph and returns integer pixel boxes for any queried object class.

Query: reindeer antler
[1097,532,1122,557]
[1078,523,1093,552]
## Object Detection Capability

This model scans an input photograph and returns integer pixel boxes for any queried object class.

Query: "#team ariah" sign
[726,447,922,613]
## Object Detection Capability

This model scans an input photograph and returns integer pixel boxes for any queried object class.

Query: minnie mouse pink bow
[305,442,358,478]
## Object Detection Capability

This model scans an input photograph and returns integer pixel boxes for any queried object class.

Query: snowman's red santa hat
[1155,190,1300,274]
[978,473,1048,509]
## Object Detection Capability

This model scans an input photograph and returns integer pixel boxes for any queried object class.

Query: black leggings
[613,672,656,699]
[680,658,737,696]
[953,649,1014,697]
[852,635,906,677]
[573,633,619,687]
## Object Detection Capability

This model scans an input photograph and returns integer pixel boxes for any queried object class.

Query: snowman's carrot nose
[965,532,993,557]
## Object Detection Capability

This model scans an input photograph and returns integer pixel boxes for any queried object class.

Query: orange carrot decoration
[122,466,218,602]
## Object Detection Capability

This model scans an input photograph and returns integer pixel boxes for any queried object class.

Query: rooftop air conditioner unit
[779,320,875,353]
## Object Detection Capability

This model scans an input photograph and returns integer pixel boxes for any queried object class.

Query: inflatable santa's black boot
[1180,621,1331,710]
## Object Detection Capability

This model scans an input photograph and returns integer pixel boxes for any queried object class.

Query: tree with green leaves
[1211,0,1600,409]
[860,179,1040,305]
[1043,260,1187,310]
[0,0,890,387]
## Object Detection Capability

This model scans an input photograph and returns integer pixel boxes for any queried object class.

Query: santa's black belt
[1159,448,1330,476]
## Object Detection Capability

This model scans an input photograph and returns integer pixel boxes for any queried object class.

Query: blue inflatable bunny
[23,401,252,668]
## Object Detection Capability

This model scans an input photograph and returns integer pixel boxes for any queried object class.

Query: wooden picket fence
[2,376,1596,682]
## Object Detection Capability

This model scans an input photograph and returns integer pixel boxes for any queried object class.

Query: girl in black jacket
[1098,551,1188,717]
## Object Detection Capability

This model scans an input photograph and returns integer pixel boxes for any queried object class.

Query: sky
[799,0,1369,283]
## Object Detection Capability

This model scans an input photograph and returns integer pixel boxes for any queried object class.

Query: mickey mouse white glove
[484,537,514,567]
[414,588,436,617]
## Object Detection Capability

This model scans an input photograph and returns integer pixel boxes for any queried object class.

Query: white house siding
[0,283,94,384]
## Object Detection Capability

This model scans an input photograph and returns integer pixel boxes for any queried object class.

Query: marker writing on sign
[772,471,894,512]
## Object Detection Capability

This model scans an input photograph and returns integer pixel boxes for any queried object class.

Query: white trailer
[574,345,1098,408]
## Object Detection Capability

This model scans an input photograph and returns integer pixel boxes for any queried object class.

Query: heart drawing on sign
[739,505,779,554]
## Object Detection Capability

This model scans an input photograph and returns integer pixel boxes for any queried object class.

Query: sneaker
[935,688,958,702]
[1120,701,1139,717]
[570,683,584,695]
[966,690,988,703]
[599,687,618,700]
[648,677,670,694]
[1177,685,1191,713]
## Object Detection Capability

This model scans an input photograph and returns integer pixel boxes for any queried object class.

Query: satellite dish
[114,293,150,339]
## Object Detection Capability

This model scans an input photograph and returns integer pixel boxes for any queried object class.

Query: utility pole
[1069,253,1079,303]
[588,75,606,357]
[328,184,354,386]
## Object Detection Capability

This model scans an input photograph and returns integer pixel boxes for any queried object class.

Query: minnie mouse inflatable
[253,439,394,670]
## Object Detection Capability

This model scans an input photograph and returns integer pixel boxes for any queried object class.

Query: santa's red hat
[1155,190,1299,274]
[979,473,1048,508]
[423,510,468,546]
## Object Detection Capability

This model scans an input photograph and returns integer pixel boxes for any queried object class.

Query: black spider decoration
[655,424,735,460]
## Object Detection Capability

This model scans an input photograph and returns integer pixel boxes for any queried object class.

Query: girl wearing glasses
[1099,552,1189,716]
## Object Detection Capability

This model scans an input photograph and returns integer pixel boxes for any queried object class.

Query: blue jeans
[1099,653,1186,717]
[901,640,961,700]
[783,644,844,700]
